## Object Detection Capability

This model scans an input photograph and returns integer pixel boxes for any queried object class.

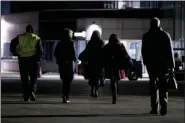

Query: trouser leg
[29,63,38,94]
[19,62,29,101]
[95,77,100,94]
[66,80,72,100]
[62,80,71,97]
[159,76,168,109]
[89,77,99,98]
[111,77,118,104]
[111,78,118,96]
[62,81,67,97]
[149,74,159,111]
[89,79,95,94]
[95,85,99,94]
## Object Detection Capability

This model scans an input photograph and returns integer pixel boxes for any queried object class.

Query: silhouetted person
[10,25,43,101]
[79,30,104,98]
[141,17,175,115]
[54,28,76,103]
[174,53,182,71]
[103,34,132,104]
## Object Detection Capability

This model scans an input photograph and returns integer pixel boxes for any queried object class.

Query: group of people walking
[10,17,175,116]
[54,28,133,104]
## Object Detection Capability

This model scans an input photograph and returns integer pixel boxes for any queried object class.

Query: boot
[160,107,167,116]
[66,95,70,103]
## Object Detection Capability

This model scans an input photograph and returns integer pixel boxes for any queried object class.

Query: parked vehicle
[126,59,143,81]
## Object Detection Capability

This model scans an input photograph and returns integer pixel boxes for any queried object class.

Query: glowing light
[1,18,13,57]
[86,24,102,40]
[74,31,86,38]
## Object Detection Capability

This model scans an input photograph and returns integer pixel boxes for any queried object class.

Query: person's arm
[10,36,19,56]
[121,43,133,68]
[141,34,147,66]
[36,39,44,61]
[71,41,77,62]
[165,32,175,70]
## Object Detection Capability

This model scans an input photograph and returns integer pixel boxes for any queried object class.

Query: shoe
[160,108,167,116]
[23,93,29,102]
[30,92,36,101]
[150,110,158,114]
[24,97,29,102]
[66,96,71,103]
[62,96,68,103]
[94,92,98,98]
[66,100,71,103]
[90,93,95,97]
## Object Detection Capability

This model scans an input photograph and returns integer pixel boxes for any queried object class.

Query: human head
[90,30,101,41]
[174,53,179,58]
[109,33,119,44]
[62,28,73,40]
[150,17,160,29]
[26,24,33,33]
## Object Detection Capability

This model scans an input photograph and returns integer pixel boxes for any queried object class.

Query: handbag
[78,49,88,62]
[119,70,126,79]
[78,62,90,79]
[167,72,178,90]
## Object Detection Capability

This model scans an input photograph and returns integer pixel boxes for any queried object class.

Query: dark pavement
[1,73,185,96]
[1,95,184,123]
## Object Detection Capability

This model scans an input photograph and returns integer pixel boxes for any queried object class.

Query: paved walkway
[1,72,149,80]
[1,95,184,123]
[1,73,184,96]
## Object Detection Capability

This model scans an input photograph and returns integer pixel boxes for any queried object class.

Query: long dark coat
[102,42,130,80]
[79,39,104,81]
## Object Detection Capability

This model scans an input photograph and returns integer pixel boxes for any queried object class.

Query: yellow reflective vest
[175,57,182,62]
[17,33,40,57]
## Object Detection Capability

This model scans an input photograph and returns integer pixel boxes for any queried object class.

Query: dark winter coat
[79,39,104,80]
[102,42,131,80]
[54,39,76,81]
[141,27,175,75]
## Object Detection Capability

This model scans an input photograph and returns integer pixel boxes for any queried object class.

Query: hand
[76,60,81,64]
[169,68,175,76]
[169,68,174,73]
[65,61,69,64]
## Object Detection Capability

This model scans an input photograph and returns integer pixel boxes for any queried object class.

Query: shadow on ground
[1,113,156,118]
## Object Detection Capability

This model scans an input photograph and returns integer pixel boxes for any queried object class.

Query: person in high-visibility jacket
[174,53,182,71]
[10,25,43,102]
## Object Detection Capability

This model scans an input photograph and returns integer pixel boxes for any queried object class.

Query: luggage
[167,72,178,90]
[78,62,90,79]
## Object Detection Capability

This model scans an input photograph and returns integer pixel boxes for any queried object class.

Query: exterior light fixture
[74,31,86,38]
[86,22,102,40]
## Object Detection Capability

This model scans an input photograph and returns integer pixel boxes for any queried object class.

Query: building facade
[1,1,185,73]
